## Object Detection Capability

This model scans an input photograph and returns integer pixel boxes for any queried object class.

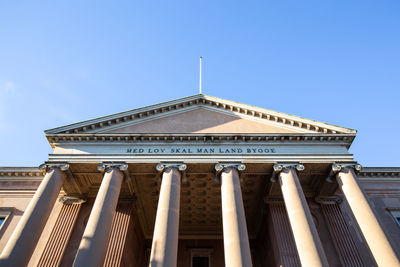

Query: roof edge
[45,94,356,135]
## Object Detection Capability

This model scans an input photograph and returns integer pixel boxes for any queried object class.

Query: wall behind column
[0,194,63,267]
[121,206,146,267]
[358,177,400,262]
[59,199,94,267]
[359,179,400,259]
[0,197,32,251]
[177,239,224,267]
[308,199,342,266]
[368,196,400,255]
[28,199,63,267]
[253,207,279,267]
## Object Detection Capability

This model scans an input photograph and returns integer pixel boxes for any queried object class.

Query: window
[0,208,14,231]
[389,210,400,226]
[192,256,209,267]
[190,248,213,267]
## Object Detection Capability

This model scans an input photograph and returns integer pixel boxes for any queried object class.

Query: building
[0,94,399,266]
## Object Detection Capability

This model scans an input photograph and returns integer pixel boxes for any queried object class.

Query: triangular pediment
[45,94,355,135]
[105,107,299,134]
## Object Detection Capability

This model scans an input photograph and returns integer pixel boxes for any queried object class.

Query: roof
[45,94,356,135]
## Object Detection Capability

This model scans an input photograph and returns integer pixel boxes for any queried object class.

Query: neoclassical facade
[0,94,399,267]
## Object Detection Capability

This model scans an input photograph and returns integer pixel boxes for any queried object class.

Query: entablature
[46,133,356,149]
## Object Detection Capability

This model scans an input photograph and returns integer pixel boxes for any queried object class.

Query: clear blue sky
[0,1,399,167]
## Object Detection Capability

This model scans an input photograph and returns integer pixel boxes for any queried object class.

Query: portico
[0,94,399,266]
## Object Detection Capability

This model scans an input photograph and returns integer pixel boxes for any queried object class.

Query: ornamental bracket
[270,162,304,182]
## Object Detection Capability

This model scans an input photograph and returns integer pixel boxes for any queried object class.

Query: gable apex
[45,94,356,135]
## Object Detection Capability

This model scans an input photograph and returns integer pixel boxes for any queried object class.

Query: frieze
[52,143,351,157]
[126,146,277,154]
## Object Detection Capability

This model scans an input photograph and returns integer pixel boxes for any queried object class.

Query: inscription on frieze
[126,146,277,154]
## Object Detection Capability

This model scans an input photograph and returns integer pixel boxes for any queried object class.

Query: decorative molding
[358,167,400,179]
[270,162,304,182]
[59,195,87,205]
[0,167,44,177]
[315,195,343,205]
[46,133,356,148]
[0,190,43,197]
[45,94,355,136]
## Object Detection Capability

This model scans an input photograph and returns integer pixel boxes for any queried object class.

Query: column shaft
[149,167,181,267]
[73,168,124,267]
[0,167,66,267]
[103,203,133,267]
[279,168,328,267]
[38,203,82,267]
[220,167,252,267]
[337,168,400,266]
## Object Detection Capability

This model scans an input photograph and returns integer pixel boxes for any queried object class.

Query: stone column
[215,163,252,267]
[333,163,400,266]
[273,163,328,267]
[73,163,127,267]
[38,197,85,267]
[0,163,69,267]
[149,163,186,267]
[317,196,365,266]
[103,203,134,267]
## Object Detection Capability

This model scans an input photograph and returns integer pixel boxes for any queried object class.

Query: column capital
[273,162,304,173]
[264,196,284,204]
[98,162,131,190]
[97,162,128,172]
[156,162,187,173]
[39,162,70,172]
[59,195,87,205]
[315,195,343,205]
[214,163,245,183]
[332,162,362,173]
[215,162,246,172]
[271,162,304,182]
[326,162,362,183]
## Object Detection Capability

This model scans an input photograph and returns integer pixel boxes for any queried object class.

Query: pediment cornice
[0,167,44,178]
[45,94,356,135]
[46,133,356,148]
[359,167,400,179]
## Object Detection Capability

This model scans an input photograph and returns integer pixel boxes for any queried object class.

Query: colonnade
[0,162,399,267]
